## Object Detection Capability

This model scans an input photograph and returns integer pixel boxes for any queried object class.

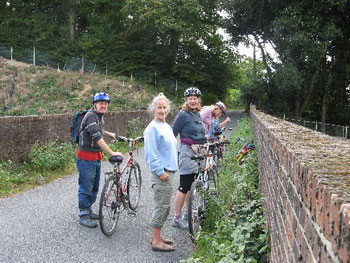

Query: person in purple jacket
[200,101,230,140]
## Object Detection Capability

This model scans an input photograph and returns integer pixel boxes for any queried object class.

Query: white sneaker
[182,212,188,221]
[172,218,189,230]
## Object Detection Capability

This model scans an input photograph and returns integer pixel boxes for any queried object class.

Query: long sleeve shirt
[144,119,178,176]
[172,110,206,144]
[200,106,214,134]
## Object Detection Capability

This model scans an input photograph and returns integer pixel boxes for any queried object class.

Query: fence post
[154,70,157,87]
[175,79,178,97]
[33,46,36,66]
[346,126,348,139]
[105,61,108,76]
[81,55,84,73]
[11,46,13,60]
[315,120,318,132]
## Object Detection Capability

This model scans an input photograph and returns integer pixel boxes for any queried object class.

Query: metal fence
[0,44,98,73]
[281,115,349,140]
[0,43,189,98]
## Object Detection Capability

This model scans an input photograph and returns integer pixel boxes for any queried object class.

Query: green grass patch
[187,116,270,263]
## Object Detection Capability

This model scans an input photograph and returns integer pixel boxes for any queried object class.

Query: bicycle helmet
[184,87,201,97]
[216,101,226,114]
[92,92,111,104]
[247,144,255,150]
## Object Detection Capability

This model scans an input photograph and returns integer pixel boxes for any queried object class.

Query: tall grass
[187,116,270,263]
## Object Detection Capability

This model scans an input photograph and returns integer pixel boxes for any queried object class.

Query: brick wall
[250,106,350,263]
[0,110,173,162]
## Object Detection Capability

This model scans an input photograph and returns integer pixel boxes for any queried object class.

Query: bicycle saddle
[109,155,123,164]
[191,155,205,161]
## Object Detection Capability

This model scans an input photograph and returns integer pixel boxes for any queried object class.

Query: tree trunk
[298,69,318,118]
[68,0,76,42]
[295,97,301,120]
[321,93,327,133]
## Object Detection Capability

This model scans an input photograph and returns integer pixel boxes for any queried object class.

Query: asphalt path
[0,110,243,263]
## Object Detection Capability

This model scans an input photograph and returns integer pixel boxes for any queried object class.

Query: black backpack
[70,110,89,144]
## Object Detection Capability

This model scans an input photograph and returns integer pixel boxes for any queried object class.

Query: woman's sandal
[150,237,173,245]
[151,242,174,252]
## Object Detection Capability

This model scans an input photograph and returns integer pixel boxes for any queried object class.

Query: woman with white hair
[144,93,178,252]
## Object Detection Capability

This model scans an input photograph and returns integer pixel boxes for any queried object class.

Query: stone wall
[250,106,350,263]
[0,110,160,162]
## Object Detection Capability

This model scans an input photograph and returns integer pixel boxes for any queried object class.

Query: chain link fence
[0,44,99,73]
[0,43,189,100]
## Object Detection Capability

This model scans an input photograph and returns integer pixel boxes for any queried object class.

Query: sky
[218,27,278,61]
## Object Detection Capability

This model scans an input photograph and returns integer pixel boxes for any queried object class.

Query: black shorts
[178,173,196,193]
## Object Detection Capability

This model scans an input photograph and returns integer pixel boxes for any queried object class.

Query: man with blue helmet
[76,92,122,228]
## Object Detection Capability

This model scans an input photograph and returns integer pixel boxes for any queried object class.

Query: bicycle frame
[192,142,218,190]
[99,135,143,237]
[111,136,141,195]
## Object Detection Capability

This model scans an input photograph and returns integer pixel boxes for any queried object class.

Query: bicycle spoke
[128,162,142,211]
[99,175,121,236]
[207,167,219,196]
[188,180,205,241]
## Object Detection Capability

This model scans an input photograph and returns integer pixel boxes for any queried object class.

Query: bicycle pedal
[128,211,137,217]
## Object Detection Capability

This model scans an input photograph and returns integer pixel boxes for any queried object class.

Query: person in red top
[76,92,122,228]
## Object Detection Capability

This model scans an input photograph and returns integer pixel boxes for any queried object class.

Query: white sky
[218,27,278,61]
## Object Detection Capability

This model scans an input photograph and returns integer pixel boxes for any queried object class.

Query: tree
[221,0,350,123]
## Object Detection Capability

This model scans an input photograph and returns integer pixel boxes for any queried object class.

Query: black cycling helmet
[92,92,111,104]
[184,87,201,97]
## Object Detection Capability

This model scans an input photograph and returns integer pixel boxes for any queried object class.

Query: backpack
[70,110,89,144]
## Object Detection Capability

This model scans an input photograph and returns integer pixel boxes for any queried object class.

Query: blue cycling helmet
[92,92,111,104]
[247,144,255,150]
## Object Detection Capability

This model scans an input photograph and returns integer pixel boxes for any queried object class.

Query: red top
[77,149,103,161]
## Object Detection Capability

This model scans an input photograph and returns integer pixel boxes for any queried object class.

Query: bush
[28,140,76,171]
[187,116,270,263]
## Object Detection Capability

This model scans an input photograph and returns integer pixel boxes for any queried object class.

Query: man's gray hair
[148,92,171,113]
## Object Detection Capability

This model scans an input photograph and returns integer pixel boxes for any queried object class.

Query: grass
[0,57,157,116]
[186,116,270,263]
[0,116,146,200]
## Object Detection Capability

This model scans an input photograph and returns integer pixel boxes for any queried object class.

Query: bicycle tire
[99,175,121,236]
[188,179,205,240]
[127,162,142,210]
[207,166,219,196]
[214,146,223,169]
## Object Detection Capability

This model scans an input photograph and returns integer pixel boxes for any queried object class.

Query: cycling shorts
[178,173,196,194]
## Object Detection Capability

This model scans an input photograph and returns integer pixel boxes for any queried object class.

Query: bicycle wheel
[127,162,142,210]
[188,179,205,240]
[99,175,121,236]
[207,166,219,196]
[214,146,223,169]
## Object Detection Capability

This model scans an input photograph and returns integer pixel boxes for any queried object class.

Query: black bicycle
[98,136,143,236]
[212,128,232,168]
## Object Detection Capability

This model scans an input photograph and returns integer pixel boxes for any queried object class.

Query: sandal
[150,237,173,245]
[151,242,174,252]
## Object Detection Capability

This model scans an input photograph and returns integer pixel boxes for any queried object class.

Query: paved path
[0,110,243,263]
